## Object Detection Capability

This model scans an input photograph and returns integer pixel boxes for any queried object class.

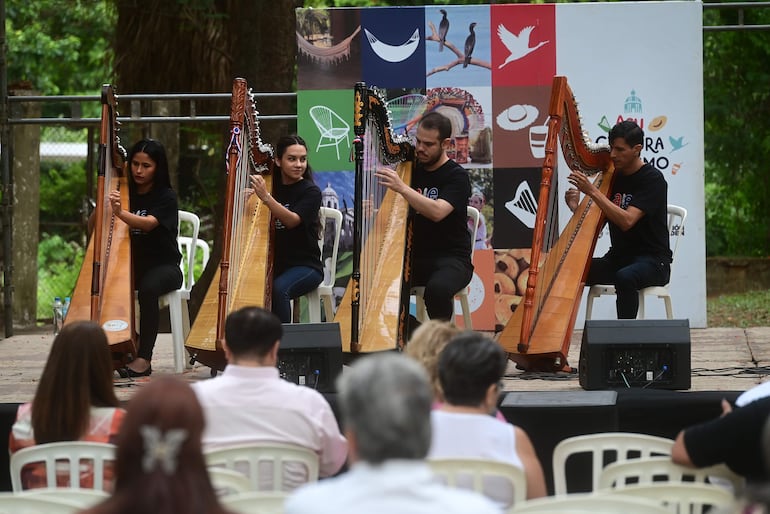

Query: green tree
[6,0,115,94]
[703,7,770,257]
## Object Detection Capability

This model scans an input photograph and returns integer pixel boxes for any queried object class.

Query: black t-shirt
[411,159,472,261]
[684,396,770,482]
[607,163,672,263]
[273,179,322,275]
[129,187,181,279]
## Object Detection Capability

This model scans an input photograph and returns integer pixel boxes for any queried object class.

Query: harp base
[110,340,138,370]
[509,351,574,373]
[187,347,227,374]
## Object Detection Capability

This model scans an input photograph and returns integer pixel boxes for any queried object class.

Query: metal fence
[5,91,296,330]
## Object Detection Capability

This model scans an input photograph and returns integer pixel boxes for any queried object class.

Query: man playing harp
[376,112,473,325]
[565,120,671,319]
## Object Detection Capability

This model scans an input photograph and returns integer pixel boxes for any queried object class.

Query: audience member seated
[285,353,500,514]
[9,321,125,490]
[405,320,461,404]
[406,321,507,423]
[672,395,770,484]
[429,332,547,500]
[80,377,235,514]
[192,306,347,485]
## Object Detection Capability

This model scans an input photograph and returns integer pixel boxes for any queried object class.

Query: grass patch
[707,289,770,328]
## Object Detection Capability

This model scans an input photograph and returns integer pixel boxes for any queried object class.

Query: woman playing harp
[66,84,137,367]
[111,139,182,377]
[185,78,274,372]
[249,135,323,324]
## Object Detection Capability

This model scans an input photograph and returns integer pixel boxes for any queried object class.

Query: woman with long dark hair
[9,321,125,489]
[249,135,322,323]
[110,139,182,376]
[80,377,234,514]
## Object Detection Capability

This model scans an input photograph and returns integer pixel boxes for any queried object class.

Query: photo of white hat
[496,104,539,131]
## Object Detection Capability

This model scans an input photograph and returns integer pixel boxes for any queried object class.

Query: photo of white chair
[309,105,350,160]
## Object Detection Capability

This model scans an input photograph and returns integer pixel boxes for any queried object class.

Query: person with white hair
[285,353,500,514]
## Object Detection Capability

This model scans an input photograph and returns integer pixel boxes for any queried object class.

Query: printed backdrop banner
[296,1,706,331]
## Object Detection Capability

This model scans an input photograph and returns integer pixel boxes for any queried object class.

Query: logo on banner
[595,89,690,175]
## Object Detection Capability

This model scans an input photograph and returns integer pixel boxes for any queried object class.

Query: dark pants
[136,264,183,361]
[412,255,474,321]
[586,254,671,319]
[272,266,324,323]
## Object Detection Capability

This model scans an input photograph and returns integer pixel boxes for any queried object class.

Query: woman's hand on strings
[375,166,406,195]
[109,190,122,216]
[249,174,270,202]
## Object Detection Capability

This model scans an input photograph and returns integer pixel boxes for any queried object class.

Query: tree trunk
[114,0,300,320]
[10,90,40,328]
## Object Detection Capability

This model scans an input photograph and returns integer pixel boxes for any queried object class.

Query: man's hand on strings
[567,170,598,197]
[565,188,580,213]
[109,190,122,216]
[375,166,406,195]
[249,174,270,202]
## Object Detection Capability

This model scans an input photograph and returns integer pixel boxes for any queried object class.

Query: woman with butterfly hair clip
[80,377,235,514]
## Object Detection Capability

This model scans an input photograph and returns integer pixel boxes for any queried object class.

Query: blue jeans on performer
[586,253,671,319]
[273,266,324,323]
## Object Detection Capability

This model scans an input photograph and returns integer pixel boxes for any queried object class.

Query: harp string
[228,121,250,310]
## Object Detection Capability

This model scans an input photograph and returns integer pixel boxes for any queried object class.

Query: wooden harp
[498,76,613,371]
[66,84,137,364]
[334,82,414,353]
[185,78,274,371]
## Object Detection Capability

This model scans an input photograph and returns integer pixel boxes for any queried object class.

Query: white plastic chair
[412,205,479,329]
[601,483,736,514]
[309,105,350,160]
[10,441,117,492]
[204,442,319,493]
[221,491,288,514]
[0,492,83,514]
[586,204,687,320]
[178,236,210,290]
[598,455,744,495]
[158,210,200,373]
[512,491,670,514]
[18,488,110,508]
[300,206,343,323]
[207,467,253,497]
[428,458,527,513]
[552,432,674,495]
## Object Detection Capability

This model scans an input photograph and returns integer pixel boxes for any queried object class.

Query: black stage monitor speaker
[579,319,691,391]
[279,322,343,393]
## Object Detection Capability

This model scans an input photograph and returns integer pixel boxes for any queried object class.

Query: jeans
[412,255,474,321]
[272,266,323,323]
[136,264,183,361]
[586,254,671,319]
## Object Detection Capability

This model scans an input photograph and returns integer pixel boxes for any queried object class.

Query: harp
[185,77,274,371]
[66,84,136,364]
[498,76,613,371]
[334,83,414,353]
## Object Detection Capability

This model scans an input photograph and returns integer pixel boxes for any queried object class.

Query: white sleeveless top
[428,410,524,470]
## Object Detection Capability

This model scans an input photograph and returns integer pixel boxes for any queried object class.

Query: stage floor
[1,326,769,403]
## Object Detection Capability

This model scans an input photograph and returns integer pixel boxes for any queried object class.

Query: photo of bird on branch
[426,16,491,77]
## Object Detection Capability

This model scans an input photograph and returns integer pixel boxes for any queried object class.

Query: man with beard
[375,112,473,324]
[565,120,671,319]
